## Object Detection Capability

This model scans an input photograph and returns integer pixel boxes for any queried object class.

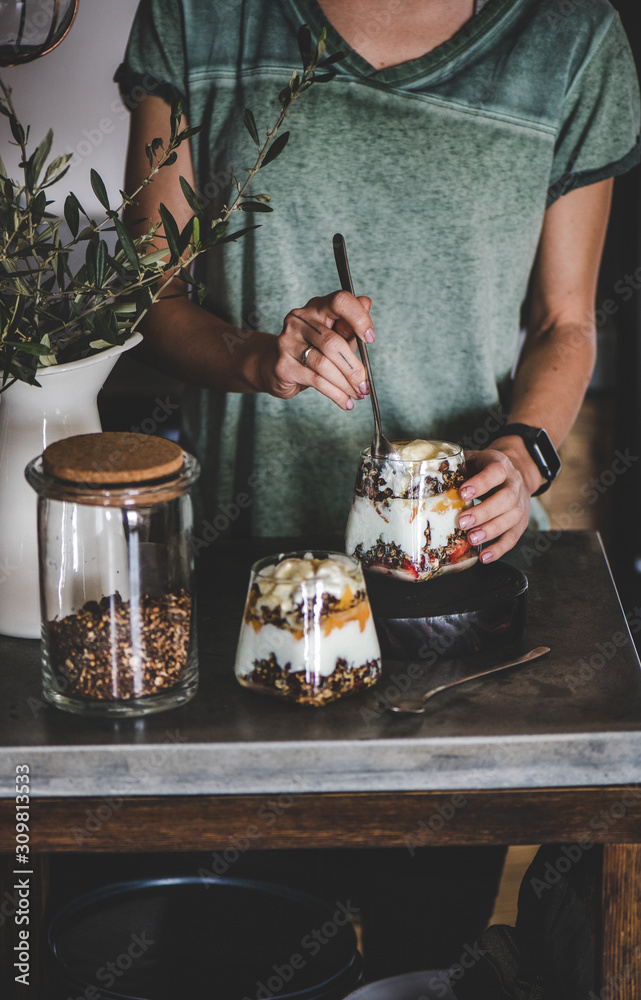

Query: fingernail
[356,392,366,400]
[364,328,375,343]
[469,529,486,544]
[359,381,369,394]
[460,486,475,500]
[480,549,494,563]
[346,399,354,410]
[459,514,474,530]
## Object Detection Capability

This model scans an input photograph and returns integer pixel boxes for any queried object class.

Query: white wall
[1,0,138,219]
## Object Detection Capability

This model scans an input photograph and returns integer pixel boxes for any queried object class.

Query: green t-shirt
[116,0,640,538]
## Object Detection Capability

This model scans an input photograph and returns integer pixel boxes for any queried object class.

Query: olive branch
[0,25,341,391]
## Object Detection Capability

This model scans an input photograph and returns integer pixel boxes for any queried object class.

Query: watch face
[532,429,561,480]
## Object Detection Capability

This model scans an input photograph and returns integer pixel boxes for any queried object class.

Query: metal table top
[1,531,640,797]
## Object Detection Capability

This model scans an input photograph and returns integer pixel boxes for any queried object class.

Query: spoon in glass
[389,646,551,714]
[333,233,400,459]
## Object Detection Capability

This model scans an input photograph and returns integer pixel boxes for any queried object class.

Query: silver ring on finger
[301,345,315,366]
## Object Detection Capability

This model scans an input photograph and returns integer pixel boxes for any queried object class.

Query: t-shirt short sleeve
[547,11,641,206]
[114,0,187,110]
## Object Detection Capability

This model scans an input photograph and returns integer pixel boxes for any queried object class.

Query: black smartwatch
[487,423,561,496]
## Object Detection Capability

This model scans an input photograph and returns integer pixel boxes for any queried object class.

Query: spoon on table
[332,233,400,460]
[389,646,551,714]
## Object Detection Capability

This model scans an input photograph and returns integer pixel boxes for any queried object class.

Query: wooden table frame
[2,785,641,994]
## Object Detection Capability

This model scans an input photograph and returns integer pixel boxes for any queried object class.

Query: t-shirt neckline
[288,0,522,87]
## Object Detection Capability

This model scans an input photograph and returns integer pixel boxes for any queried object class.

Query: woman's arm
[123,96,374,409]
[459,177,614,561]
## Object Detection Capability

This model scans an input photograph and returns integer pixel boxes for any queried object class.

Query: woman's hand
[256,291,375,409]
[458,440,544,561]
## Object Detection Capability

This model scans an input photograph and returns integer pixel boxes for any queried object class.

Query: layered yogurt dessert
[234,551,381,706]
[345,439,478,582]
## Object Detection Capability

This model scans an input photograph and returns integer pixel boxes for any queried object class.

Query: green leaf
[159,151,178,169]
[64,194,80,237]
[159,202,180,262]
[312,70,337,84]
[298,24,313,68]
[85,240,96,285]
[170,99,182,142]
[2,340,54,356]
[31,128,53,184]
[90,168,110,211]
[95,239,107,288]
[319,50,346,67]
[30,190,47,225]
[54,247,70,287]
[243,108,260,147]
[113,217,141,275]
[260,131,290,168]
[209,224,260,247]
[175,124,201,143]
[94,310,118,344]
[179,175,202,215]
[192,216,200,246]
[138,247,170,268]
[43,151,72,184]
[315,26,327,62]
[177,217,194,255]
[0,103,11,119]
[239,202,273,213]
[9,116,25,146]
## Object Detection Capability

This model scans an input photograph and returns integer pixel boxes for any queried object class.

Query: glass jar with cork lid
[25,432,200,717]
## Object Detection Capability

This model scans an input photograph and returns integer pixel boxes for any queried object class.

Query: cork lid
[42,432,184,484]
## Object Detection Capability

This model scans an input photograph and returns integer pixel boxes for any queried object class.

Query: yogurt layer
[234,553,381,705]
[345,440,478,581]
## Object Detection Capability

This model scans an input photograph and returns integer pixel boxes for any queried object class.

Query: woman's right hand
[256,291,376,410]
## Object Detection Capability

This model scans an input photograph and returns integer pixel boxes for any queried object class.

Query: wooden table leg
[601,844,641,998]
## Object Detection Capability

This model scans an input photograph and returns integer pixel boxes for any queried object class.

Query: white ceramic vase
[0,333,143,638]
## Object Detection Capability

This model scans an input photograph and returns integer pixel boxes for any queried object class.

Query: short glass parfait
[234,550,381,706]
[345,439,478,582]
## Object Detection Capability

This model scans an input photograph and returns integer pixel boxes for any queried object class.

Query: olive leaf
[243,108,260,147]
[260,132,290,168]
[90,169,110,211]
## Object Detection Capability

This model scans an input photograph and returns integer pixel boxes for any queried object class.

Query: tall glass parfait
[345,440,478,582]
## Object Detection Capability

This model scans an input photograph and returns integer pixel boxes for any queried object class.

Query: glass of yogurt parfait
[234,551,381,706]
[345,439,478,582]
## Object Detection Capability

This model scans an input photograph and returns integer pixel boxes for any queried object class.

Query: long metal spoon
[333,233,399,459]
[389,646,551,714]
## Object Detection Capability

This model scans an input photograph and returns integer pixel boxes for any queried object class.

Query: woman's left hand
[458,443,543,561]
